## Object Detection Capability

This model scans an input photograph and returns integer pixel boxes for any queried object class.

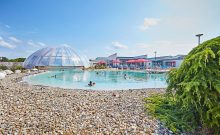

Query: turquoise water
[23,70,167,90]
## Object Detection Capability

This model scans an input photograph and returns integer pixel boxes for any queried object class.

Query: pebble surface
[0,72,172,135]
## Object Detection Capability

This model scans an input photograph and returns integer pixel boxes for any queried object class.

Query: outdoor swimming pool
[23,70,167,90]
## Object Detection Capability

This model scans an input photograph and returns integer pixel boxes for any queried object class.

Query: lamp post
[154,51,157,68]
[196,34,203,45]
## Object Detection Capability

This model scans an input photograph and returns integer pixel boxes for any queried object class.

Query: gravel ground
[0,72,172,135]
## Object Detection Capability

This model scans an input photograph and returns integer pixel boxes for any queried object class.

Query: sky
[0,0,219,59]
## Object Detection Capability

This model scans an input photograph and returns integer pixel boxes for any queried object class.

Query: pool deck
[0,72,171,134]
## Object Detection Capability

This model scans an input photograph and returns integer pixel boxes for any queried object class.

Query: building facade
[93,53,185,69]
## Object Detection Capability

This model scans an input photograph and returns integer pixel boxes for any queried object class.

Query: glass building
[23,46,89,69]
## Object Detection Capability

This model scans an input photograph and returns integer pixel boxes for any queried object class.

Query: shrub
[10,65,24,72]
[0,57,26,62]
[167,36,220,133]
[95,64,107,69]
[145,36,220,134]
[0,65,8,70]
[0,57,9,62]
[144,94,197,133]
[9,58,26,62]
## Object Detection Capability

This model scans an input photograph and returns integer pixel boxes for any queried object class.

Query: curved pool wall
[23,70,167,90]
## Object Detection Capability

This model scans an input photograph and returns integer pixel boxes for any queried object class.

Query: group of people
[88,81,96,87]
[50,72,128,87]
[50,75,57,78]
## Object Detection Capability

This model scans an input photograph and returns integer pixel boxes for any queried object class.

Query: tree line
[0,57,26,62]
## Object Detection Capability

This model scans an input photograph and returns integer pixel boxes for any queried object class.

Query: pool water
[23,70,167,90]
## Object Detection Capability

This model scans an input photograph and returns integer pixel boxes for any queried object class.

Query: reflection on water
[24,69,167,90]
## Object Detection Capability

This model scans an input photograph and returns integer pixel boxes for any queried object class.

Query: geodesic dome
[23,46,89,69]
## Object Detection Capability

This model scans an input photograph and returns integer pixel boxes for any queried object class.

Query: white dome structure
[23,46,89,69]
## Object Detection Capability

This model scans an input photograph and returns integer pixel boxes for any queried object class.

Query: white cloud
[139,18,160,31]
[5,25,11,28]
[104,41,128,56]
[0,36,16,49]
[9,36,21,43]
[111,41,128,49]
[27,40,46,47]
[27,40,38,47]
[61,44,71,48]
[38,42,46,47]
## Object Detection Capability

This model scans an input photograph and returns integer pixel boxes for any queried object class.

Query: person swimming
[50,75,57,78]
[88,81,96,87]
[124,74,127,79]
[88,81,92,86]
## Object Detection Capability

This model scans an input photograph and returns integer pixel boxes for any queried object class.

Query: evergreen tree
[167,36,220,132]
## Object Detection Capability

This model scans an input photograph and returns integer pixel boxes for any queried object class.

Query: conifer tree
[167,36,220,131]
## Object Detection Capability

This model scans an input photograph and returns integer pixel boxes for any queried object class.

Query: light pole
[154,51,157,68]
[196,34,203,45]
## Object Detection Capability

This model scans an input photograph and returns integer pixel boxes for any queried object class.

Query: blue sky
[0,0,219,59]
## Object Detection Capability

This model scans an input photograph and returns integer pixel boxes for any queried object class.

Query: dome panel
[23,46,89,69]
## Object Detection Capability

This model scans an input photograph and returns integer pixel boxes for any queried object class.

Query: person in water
[88,81,96,87]
[124,74,127,79]
[88,81,93,87]
[50,75,57,78]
